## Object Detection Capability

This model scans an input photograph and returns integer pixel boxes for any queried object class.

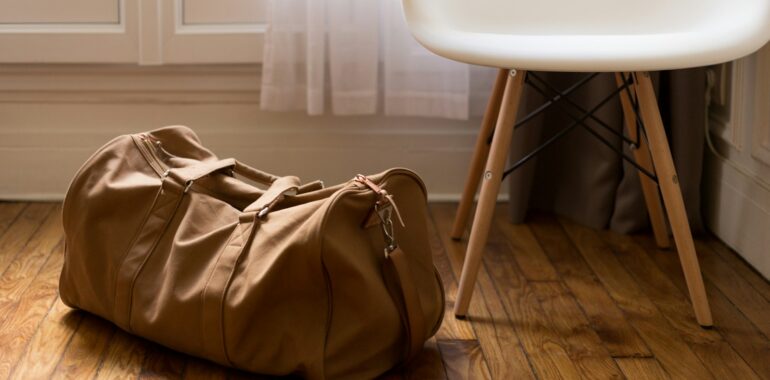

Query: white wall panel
[0,0,119,23]
[182,0,266,24]
[0,64,499,202]
[751,46,770,166]
[160,0,265,64]
[0,0,138,63]
[705,43,770,280]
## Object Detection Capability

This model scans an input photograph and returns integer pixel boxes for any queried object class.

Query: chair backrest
[404,0,770,41]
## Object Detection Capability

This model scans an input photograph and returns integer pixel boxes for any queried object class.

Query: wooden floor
[0,202,768,379]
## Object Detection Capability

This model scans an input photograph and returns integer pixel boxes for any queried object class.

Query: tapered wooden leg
[454,69,526,317]
[615,72,671,249]
[451,69,510,240]
[634,71,713,327]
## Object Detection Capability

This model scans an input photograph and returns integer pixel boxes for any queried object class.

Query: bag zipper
[135,134,169,178]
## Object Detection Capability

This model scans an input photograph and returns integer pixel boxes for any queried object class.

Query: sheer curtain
[260,0,490,119]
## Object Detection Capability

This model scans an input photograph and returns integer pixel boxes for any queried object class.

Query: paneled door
[0,0,138,63]
[0,0,268,64]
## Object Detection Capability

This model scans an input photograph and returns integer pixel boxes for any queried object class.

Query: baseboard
[704,151,770,280]
[0,64,515,201]
[0,192,510,204]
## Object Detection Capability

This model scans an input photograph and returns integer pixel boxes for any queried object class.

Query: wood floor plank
[602,231,760,380]
[0,203,53,277]
[640,235,770,380]
[430,204,533,379]
[0,202,26,238]
[427,214,476,341]
[436,340,490,380]
[1,202,768,380]
[616,358,671,380]
[706,237,770,302]
[530,281,624,379]
[494,209,559,281]
[433,204,584,380]
[0,206,62,323]
[181,359,229,380]
[558,217,713,380]
[0,234,64,379]
[693,240,770,338]
[51,313,116,379]
[11,298,83,380]
[139,343,187,380]
[527,213,651,358]
[94,329,147,380]
[403,337,448,380]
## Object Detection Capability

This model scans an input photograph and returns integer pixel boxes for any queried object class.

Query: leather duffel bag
[60,125,445,379]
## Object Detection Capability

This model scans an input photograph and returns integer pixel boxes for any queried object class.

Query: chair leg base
[634,71,713,327]
[450,70,713,327]
[453,69,527,318]
[451,69,510,242]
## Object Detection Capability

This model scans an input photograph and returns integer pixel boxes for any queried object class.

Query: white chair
[402,0,770,327]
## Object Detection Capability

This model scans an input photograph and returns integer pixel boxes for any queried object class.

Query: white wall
[0,64,492,201]
[0,0,502,201]
[704,45,770,279]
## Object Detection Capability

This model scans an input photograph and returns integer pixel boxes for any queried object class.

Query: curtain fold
[261,0,480,119]
[260,1,707,234]
[507,70,707,234]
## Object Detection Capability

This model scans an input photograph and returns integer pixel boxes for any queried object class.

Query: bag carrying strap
[243,176,301,216]
[383,246,427,363]
[169,158,282,186]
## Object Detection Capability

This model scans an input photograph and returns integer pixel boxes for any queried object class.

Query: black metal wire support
[527,72,640,148]
[499,72,658,182]
[486,72,599,145]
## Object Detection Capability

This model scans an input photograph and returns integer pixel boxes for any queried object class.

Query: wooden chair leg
[454,69,526,317]
[615,72,671,249]
[451,69,510,240]
[634,71,713,327]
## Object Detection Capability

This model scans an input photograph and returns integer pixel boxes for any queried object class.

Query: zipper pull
[355,174,382,194]
[354,174,405,227]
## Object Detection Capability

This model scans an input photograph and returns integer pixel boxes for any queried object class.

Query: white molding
[0,120,486,200]
[709,60,745,150]
[705,152,770,279]
[0,64,260,103]
[138,0,163,65]
[704,44,770,279]
[0,0,138,63]
[0,23,125,33]
[751,45,770,167]
[174,23,268,35]
[159,0,264,64]
[4,192,510,203]
[0,63,488,200]
[0,0,124,33]
[0,0,266,64]
[174,0,266,34]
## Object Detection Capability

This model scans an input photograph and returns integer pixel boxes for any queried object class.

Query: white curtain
[260,0,493,119]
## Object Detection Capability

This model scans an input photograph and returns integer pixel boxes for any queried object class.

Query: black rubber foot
[455,314,467,320]
[450,236,463,242]
[699,324,714,329]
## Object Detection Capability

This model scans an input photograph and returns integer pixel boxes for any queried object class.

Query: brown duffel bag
[60,125,444,379]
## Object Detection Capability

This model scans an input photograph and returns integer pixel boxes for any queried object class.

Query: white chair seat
[403,0,770,71]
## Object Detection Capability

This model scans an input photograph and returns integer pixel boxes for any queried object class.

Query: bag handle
[243,175,301,216]
[384,246,427,363]
[169,158,282,186]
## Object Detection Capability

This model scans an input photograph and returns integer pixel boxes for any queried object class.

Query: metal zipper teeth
[135,134,168,177]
